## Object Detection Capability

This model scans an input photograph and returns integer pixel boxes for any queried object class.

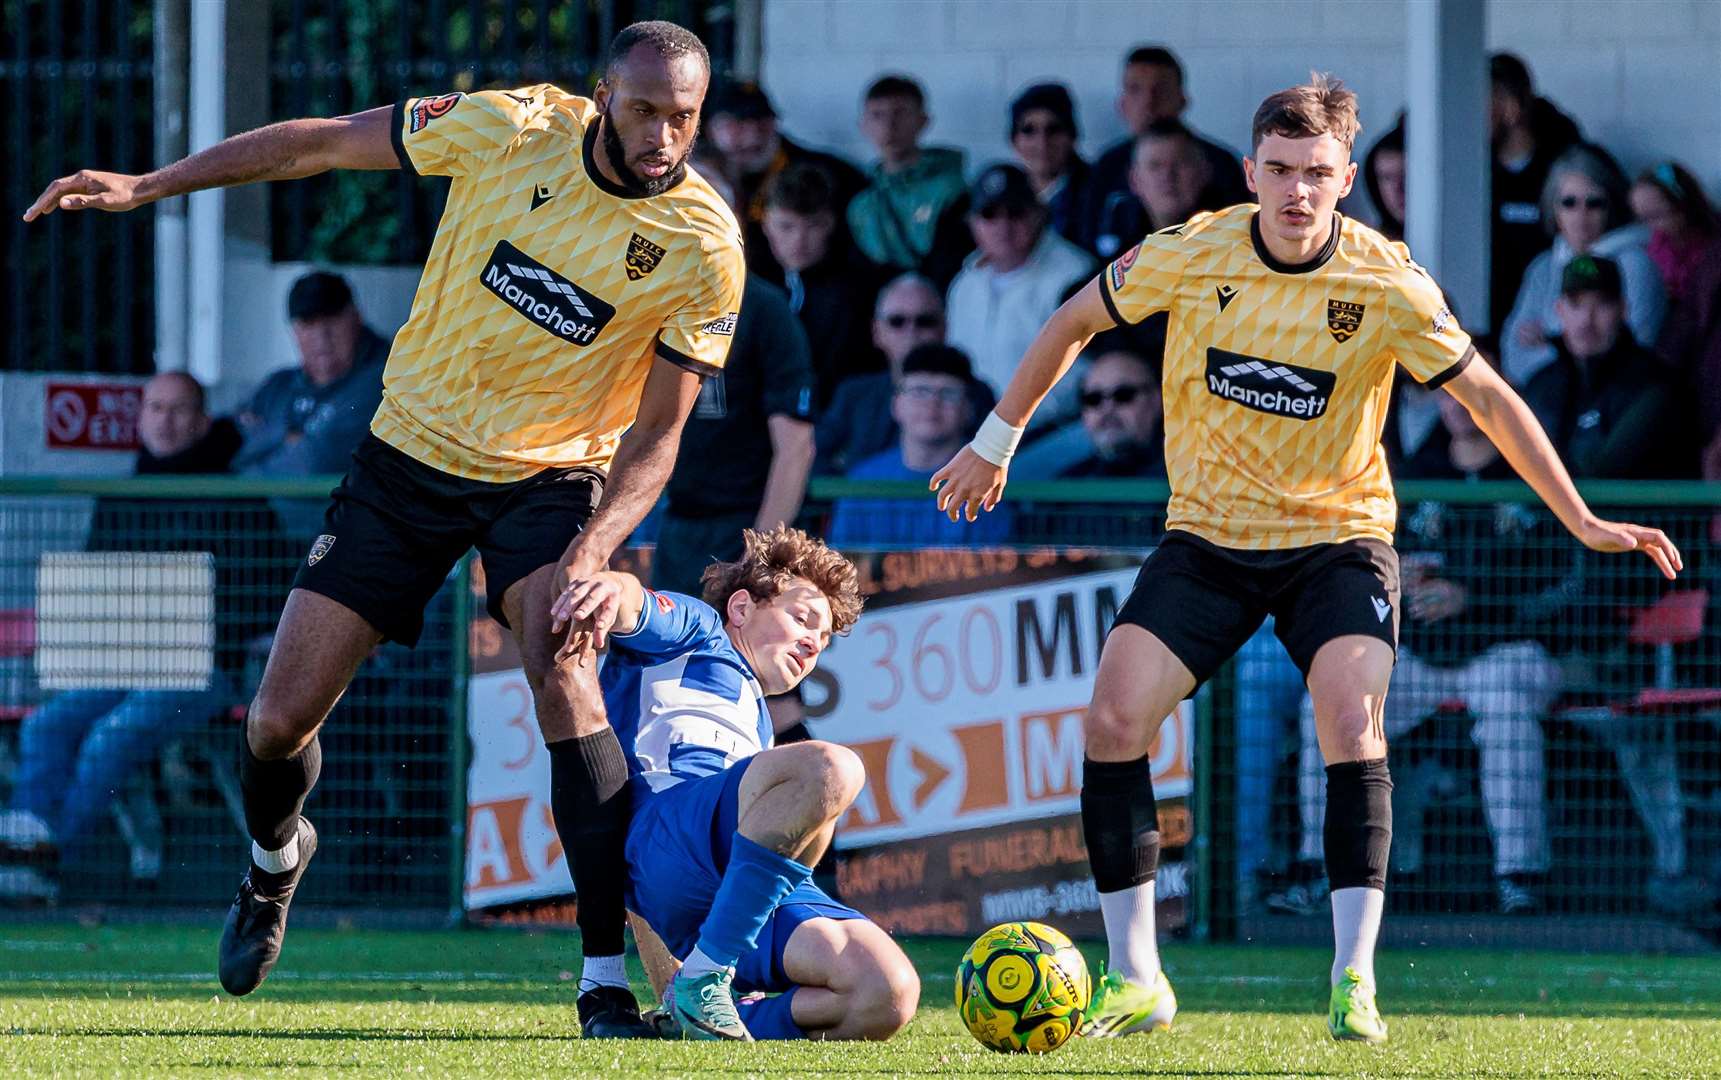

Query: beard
[601,105,692,197]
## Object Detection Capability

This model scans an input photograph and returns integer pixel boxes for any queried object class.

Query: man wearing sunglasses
[1010,82,1096,253]
[1066,350,1167,480]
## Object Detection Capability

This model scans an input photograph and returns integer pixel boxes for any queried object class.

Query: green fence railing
[3,475,1719,953]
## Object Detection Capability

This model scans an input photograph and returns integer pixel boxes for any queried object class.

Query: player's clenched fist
[22,170,148,222]
[930,446,1008,524]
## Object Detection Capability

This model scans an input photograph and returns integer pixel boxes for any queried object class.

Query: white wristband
[969,410,1026,467]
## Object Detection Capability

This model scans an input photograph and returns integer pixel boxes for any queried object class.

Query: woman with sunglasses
[1500,144,1666,386]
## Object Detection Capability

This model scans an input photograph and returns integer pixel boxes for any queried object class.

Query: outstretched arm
[23,107,397,221]
[550,570,647,662]
[930,276,1115,521]
[1442,358,1682,579]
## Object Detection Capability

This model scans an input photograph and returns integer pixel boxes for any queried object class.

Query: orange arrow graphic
[910,747,951,810]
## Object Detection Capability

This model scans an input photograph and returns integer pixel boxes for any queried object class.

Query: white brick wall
[761,0,1721,196]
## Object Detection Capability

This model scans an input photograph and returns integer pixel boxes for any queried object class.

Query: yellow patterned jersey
[1100,204,1475,549]
[375,85,745,482]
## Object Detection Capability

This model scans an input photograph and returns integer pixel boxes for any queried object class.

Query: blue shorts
[625,759,864,994]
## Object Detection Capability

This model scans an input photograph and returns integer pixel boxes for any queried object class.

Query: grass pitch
[2,923,1718,1077]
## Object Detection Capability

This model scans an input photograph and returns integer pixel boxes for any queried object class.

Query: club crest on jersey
[1110,243,1142,291]
[409,93,460,133]
[1326,299,1367,343]
[1432,306,1454,335]
[624,233,667,281]
[481,239,617,346]
[307,534,336,567]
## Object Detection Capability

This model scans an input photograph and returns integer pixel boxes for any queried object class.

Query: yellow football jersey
[375,85,745,482]
[1101,204,1475,549]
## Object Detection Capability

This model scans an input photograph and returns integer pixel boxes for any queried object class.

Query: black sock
[238,734,321,893]
[548,730,631,959]
[1081,755,1160,893]
[1323,758,1393,891]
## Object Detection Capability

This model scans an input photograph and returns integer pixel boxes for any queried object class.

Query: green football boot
[668,967,752,1041]
[1327,966,1388,1044]
[1081,967,1178,1038]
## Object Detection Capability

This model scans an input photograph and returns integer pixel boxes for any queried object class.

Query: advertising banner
[462,547,1191,936]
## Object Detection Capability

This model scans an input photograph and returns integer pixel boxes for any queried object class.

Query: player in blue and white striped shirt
[554,527,918,1041]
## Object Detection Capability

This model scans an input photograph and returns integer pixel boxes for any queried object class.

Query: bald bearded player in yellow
[24,21,744,1037]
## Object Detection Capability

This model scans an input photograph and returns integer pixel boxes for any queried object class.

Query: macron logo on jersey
[481,239,617,346]
[1205,348,1336,420]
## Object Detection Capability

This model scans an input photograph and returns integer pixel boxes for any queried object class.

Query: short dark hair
[287,271,354,322]
[1251,72,1361,153]
[606,20,709,80]
[1125,45,1184,83]
[865,74,924,108]
[1490,52,1533,105]
[900,343,972,382]
[150,370,207,414]
[1138,117,1195,144]
[763,162,836,216]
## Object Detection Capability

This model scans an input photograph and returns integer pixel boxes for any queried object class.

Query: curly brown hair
[1251,72,1361,153]
[700,526,864,634]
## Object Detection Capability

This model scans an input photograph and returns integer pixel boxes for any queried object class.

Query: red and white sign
[810,567,1191,850]
[44,382,141,450]
[464,669,572,909]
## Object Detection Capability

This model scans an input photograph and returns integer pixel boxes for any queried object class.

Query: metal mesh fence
[0,478,460,913]
[807,478,1721,951]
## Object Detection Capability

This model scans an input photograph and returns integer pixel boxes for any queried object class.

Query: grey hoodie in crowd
[1499,225,1667,387]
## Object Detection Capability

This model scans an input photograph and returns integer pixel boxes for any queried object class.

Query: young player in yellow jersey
[23,22,744,1037]
[932,74,1681,1045]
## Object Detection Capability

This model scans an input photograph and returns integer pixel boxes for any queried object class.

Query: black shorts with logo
[1113,529,1400,684]
[293,435,603,646]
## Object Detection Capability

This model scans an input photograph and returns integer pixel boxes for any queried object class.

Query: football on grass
[954,921,1091,1053]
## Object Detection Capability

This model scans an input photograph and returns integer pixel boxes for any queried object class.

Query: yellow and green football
[954,921,1091,1053]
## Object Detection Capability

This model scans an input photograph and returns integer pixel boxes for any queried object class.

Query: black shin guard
[1324,758,1393,891]
[239,734,322,852]
[548,730,632,958]
[1081,755,1160,893]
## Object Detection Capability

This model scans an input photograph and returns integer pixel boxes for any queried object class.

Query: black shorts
[1113,529,1400,684]
[293,435,603,646]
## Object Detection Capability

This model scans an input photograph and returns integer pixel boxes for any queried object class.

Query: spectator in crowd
[1632,164,1721,480]
[1521,255,1687,478]
[1061,349,1165,479]
[760,162,885,409]
[1089,45,1248,259]
[1362,116,1406,242]
[235,271,387,542]
[1500,146,1666,387]
[654,275,817,596]
[1009,82,1095,252]
[828,344,1012,547]
[706,79,866,280]
[1489,53,1585,331]
[1290,479,1570,914]
[846,75,973,287]
[945,164,1094,421]
[0,373,288,900]
[1129,119,1226,234]
[815,273,994,476]
[235,271,387,478]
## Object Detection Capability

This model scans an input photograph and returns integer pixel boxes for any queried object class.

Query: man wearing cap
[234,270,389,480]
[1521,254,1688,478]
[1010,82,1095,252]
[945,164,1095,422]
[706,79,865,279]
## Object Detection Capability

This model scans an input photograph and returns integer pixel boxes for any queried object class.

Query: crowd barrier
[3,475,1717,952]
